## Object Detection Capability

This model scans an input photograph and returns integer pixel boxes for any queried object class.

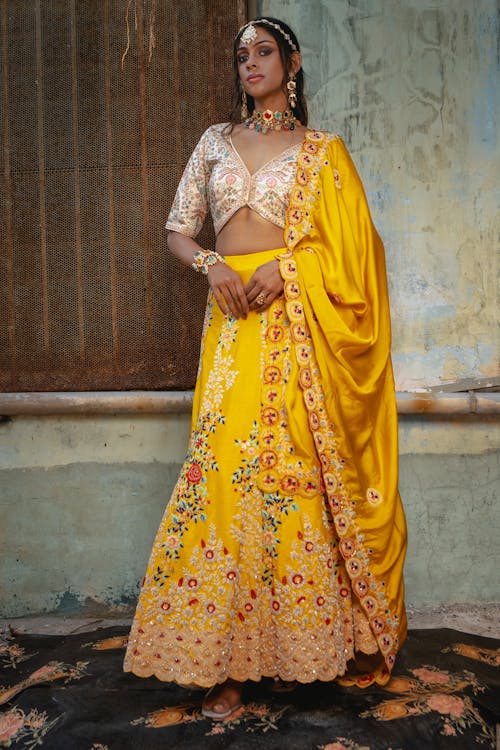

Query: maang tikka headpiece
[240,23,258,45]
[237,20,298,52]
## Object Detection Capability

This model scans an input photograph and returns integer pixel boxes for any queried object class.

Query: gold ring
[256,292,266,306]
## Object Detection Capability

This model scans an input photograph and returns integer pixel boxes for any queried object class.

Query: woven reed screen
[0,0,246,391]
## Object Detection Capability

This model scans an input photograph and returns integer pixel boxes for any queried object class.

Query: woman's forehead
[238,26,276,49]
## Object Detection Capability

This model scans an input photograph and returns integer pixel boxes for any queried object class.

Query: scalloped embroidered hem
[123,665,351,689]
[123,620,383,689]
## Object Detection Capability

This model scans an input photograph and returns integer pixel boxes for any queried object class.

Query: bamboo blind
[0,0,246,391]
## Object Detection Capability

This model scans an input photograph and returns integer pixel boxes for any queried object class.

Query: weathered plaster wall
[0,415,190,617]
[258,0,499,390]
[0,414,498,617]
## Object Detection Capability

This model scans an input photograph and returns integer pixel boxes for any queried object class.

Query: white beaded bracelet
[191,249,225,275]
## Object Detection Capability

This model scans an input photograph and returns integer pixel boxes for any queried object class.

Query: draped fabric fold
[280,130,407,684]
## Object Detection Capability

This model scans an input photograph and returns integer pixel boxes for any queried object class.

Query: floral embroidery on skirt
[123,248,377,687]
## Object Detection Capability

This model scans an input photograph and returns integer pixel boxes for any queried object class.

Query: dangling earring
[287,73,297,110]
[241,88,248,120]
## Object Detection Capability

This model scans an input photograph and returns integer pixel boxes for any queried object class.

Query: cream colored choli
[165,123,300,237]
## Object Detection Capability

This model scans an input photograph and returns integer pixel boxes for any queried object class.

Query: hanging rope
[148,0,156,63]
[121,0,157,70]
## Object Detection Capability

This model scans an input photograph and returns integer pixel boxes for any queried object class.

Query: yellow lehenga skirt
[123,248,380,687]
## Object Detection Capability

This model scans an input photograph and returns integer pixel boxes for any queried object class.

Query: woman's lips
[247,74,264,83]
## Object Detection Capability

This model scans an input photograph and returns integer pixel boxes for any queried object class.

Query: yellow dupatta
[279,130,407,685]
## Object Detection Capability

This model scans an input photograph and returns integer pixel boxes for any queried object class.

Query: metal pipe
[0,391,194,415]
[0,391,498,416]
[396,391,499,415]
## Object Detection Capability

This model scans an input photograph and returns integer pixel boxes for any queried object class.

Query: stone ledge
[2,603,499,638]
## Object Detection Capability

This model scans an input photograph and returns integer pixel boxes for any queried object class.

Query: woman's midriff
[215,207,286,256]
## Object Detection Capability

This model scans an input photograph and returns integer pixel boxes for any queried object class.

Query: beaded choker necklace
[244,109,297,134]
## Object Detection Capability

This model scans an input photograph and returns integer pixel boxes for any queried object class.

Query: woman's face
[236,26,287,103]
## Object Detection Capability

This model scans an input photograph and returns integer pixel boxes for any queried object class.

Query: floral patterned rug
[0,626,498,749]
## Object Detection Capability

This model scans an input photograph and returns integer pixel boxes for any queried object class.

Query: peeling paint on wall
[258,0,499,390]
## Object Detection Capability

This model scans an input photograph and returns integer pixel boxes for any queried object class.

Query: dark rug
[0,626,498,749]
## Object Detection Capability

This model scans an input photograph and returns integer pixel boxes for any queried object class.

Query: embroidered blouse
[165,123,300,237]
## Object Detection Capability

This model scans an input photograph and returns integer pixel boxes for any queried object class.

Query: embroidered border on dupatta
[278,130,400,687]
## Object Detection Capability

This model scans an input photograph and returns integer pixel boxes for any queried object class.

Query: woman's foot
[201,678,244,720]
[346,651,385,677]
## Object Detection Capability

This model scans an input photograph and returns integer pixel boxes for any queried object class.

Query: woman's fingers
[211,286,228,316]
[244,278,258,299]
[207,264,248,318]
[253,293,275,311]
[207,259,284,317]
[236,285,250,318]
[223,279,249,318]
[244,260,283,308]
[228,278,250,318]
[218,284,240,317]
[247,284,269,309]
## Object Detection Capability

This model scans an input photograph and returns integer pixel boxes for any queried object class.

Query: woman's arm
[167,230,249,319]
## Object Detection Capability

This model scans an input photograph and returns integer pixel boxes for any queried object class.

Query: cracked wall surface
[258,0,498,390]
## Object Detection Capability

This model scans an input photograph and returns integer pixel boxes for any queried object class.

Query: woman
[124,16,407,720]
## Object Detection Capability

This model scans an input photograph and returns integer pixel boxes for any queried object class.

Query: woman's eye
[237,54,248,63]
[259,47,272,55]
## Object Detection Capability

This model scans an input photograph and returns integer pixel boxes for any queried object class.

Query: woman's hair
[228,16,308,127]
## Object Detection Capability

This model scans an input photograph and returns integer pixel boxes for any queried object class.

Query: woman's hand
[244,260,284,311]
[206,262,249,319]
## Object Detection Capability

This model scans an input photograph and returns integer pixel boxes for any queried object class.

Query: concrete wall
[258,0,499,390]
[0,413,498,617]
[0,415,189,617]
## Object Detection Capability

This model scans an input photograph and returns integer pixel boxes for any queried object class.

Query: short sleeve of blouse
[165,128,211,237]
